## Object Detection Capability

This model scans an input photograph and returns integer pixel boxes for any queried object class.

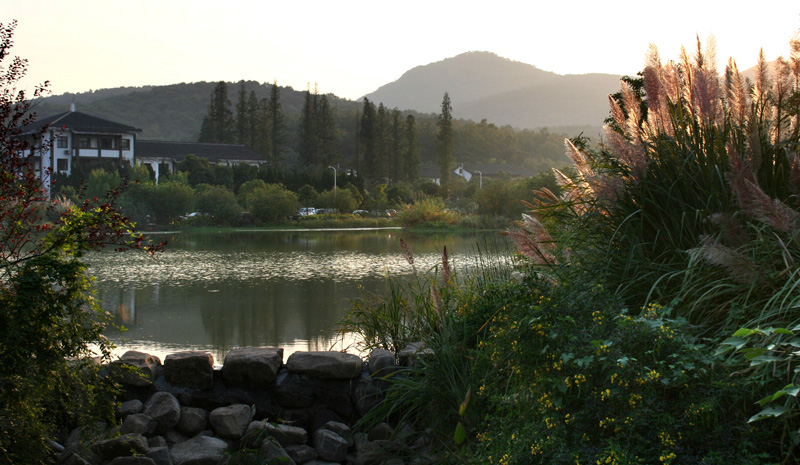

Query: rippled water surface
[86,228,509,362]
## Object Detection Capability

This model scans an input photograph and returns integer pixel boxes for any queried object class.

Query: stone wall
[58,346,433,465]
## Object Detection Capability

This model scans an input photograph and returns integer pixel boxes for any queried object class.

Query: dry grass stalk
[689,235,760,284]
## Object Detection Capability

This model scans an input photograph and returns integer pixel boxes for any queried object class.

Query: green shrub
[196,185,242,224]
[245,183,299,223]
[396,197,460,227]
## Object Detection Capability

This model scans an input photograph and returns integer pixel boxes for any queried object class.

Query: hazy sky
[5,1,800,101]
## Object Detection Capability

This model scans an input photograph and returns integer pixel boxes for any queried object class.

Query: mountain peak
[363,51,558,113]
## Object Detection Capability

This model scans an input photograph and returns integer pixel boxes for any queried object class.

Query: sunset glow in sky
[6,0,800,100]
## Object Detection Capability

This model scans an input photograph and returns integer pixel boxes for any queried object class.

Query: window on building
[77,137,91,149]
[122,139,131,150]
[56,158,69,173]
[100,137,115,149]
[56,136,68,148]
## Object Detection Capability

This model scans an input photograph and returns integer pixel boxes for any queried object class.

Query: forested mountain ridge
[364,51,621,129]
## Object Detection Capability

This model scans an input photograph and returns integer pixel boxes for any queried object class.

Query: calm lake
[86,228,509,363]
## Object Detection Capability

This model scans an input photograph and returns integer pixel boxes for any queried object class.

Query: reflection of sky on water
[86,229,510,362]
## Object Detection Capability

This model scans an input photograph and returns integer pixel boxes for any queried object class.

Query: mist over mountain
[364,51,621,129]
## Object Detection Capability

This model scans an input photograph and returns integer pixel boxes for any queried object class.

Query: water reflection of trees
[91,230,508,359]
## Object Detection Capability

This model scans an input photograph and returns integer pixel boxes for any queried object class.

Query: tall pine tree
[390,108,402,182]
[402,114,420,182]
[267,80,286,170]
[198,81,234,143]
[235,81,248,145]
[359,98,377,180]
[298,88,318,166]
[436,92,455,195]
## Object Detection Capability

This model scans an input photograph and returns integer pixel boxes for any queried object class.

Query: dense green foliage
[341,34,800,464]
[0,21,158,462]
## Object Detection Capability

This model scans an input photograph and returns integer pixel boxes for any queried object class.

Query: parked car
[352,210,369,216]
[298,207,317,216]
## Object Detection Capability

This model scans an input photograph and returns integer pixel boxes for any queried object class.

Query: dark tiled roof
[24,111,142,134]
[419,165,441,178]
[137,140,264,163]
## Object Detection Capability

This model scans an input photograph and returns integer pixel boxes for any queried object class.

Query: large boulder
[113,351,162,386]
[209,404,252,439]
[284,444,318,464]
[164,351,214,390]
[319,421,353,448]
[368,349,396,376]
[259,438,297,465]
[143,392,181,433]
[120,413,158,437]
[313,428,348,463]
[91,433,149,461]
[170,435,228,465]
[286,351,363,379]
[176,406,208,436]
[221,347,283,388]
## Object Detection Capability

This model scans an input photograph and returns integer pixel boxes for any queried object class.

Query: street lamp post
[475,170,482,189]
[329,165,337,193]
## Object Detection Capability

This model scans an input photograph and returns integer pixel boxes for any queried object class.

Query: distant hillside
[31,81,358,142]
[28,51,618,150]
[364,51,621,129]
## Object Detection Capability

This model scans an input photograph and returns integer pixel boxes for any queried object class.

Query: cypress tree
[267,80,286,170]
[403,114,420,182]
[359,98,377,180]
[235,81,248,145]
[318,93,338,167]
[298,88,317,166]
[390,108,402,182]
[198,81,234,143]
[437,92,455,194]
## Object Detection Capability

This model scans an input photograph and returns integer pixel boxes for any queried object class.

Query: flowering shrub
[469,277,775,464]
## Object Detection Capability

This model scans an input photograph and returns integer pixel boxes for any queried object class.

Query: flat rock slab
[170,435,228,465]
[221,347,284,387]
[286,351,363,379]
[114,351,162,387]
[164,351,214,390]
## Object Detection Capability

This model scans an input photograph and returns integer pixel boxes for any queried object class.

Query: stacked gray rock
[59,346,432,465]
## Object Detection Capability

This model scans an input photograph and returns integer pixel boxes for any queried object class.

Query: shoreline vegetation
[5,16,800,465]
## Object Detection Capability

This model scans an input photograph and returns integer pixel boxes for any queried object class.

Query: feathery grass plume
[643,44,670,134]
[440,245,451,284]
[729,146,800,232]
[608,93,627,132]
[399,237,417,275]
[679,45,696,118]
[707,213,749,249]
[507,213,557,265]
[622,82,643,140]
[661,60,682,108]
[771,57,794,144]
[507,230,555,265]
[753,49,771,110]
[430,285,441,320]
[725,58,748,127]
[688,235,760,284]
